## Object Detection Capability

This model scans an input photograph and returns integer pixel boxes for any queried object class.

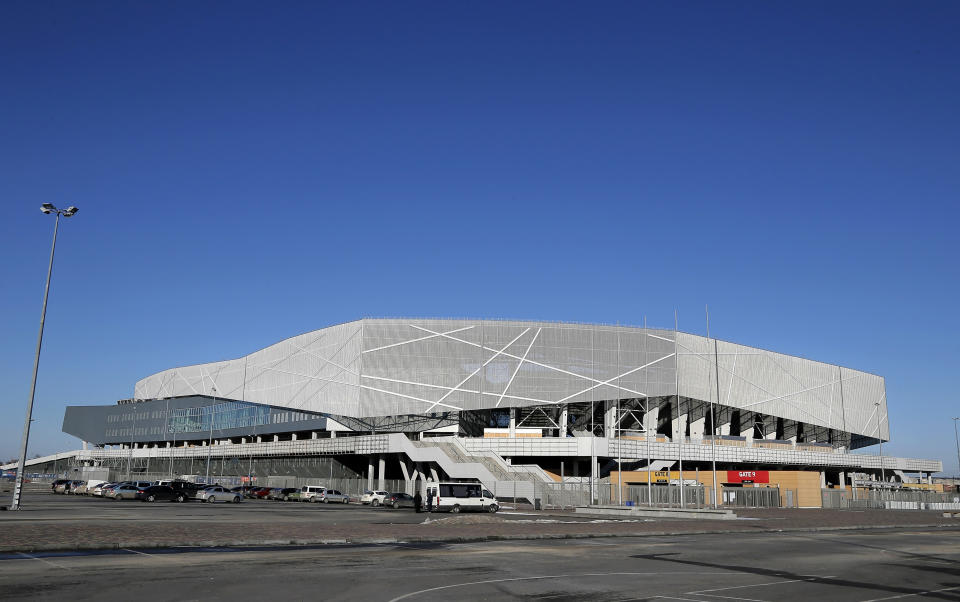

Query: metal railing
[822,488,960,510]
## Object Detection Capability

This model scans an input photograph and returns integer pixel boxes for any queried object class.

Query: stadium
[5,318,944,507]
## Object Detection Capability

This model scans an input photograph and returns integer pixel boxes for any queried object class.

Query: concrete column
[558,405,568,437]
[256,436,262,443]
[291,433,297,441]
[399,458,412,494]
[429,467,439,482]
[82,441,89,450]
[643,403,659,439]
[689,415,705,439]
[820,471,827,489]
[671,404,690,441]
[377,455,386,490]
[718,414,731,436]
[273,435,279,442]
[926,473,932,485]
[839,472,846,487]
[330,431,337,439]
[604,401,616,438]
[311,432,318,439]
[367,457,375,490]
[509,408,516,437]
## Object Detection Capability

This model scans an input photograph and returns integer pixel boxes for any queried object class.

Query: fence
[822,488,960,510]
[721,486,785,508]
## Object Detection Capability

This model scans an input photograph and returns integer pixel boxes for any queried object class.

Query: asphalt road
[1,529,958,601]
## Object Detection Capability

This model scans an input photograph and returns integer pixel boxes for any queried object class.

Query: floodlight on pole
[11,204,79,511]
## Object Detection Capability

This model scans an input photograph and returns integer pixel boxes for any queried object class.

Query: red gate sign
[726,470,769,484]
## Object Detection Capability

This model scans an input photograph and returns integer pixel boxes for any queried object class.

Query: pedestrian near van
[426,488,433,512]
[414,490,423,513]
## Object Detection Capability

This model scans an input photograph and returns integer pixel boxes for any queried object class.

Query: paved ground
[1,491,958,553]
[0,529,958,601]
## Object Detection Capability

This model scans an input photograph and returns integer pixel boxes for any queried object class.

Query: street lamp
[205,386,217,484]
[953,418,960,478]
[10,204,79,510]
[876,401,885,484]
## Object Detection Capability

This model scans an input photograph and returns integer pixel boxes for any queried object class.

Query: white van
[300,485,326,501]
[427,482,498,513]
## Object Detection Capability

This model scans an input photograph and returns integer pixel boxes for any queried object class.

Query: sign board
[653,470,670,483]
[726,470,770,484]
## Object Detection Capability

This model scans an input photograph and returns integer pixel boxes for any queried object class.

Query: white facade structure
[8,318,940,506]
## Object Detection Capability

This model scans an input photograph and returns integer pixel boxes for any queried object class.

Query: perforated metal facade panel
[134,319,888,440]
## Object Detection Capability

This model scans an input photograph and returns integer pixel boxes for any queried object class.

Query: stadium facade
[6,319,943,506]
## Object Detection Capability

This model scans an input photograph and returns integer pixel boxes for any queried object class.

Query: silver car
[313,489,350,504]
[111,484,143,500]
[196,486,242,503]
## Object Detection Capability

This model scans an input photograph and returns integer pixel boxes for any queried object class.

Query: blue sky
[1,2,958,472]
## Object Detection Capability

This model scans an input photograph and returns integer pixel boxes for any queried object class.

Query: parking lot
[0,528,958,601]
[2,489,459,525]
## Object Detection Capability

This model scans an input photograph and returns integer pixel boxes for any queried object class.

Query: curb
[2,523,958,554]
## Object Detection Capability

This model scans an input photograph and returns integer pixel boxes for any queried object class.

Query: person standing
[414,489,423,513]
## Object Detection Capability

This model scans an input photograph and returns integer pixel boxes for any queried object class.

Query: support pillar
[604,401,616,438]
[558,405,568,437]
[820,471,827,489]
[367,457,375,490]
[672,404,688,442]
[330,431,337,439]
[291,433,297,441]
[377,455,385,491]
[689,414,705,439]
[509,408,516,438]
[399,458,412,494]
[839,472,846,488]
[643,403,659,439]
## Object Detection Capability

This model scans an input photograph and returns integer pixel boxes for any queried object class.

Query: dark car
[169,480,206,499]
[268,488,299,501]
[140,485,185,503]
[384,492,415,509]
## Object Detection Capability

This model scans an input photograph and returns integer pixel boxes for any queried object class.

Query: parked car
[101,483,122,498]
[287,490,305,501]
[383,492,415,509]
[51,479,71,493]
[252,487,273,499]
[196,486,242,503]
[169,480,206,500]
[268,488,299,501]
[89,482,112,496]
[111,484,144,501]
[314,489,349,504]
[299,485,327,502]
[140,485,185,503]
[360,490,389,506]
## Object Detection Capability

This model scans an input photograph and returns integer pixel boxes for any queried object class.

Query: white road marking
[387,572,732,602]
[858,586,960,601]
[16,552,71,570]
[686,576,834,595]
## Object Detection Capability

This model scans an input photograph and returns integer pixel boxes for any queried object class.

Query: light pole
[875,401,885,484]
[952,418,960,478]
[205,387,217,484]
[10,204,78,511]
